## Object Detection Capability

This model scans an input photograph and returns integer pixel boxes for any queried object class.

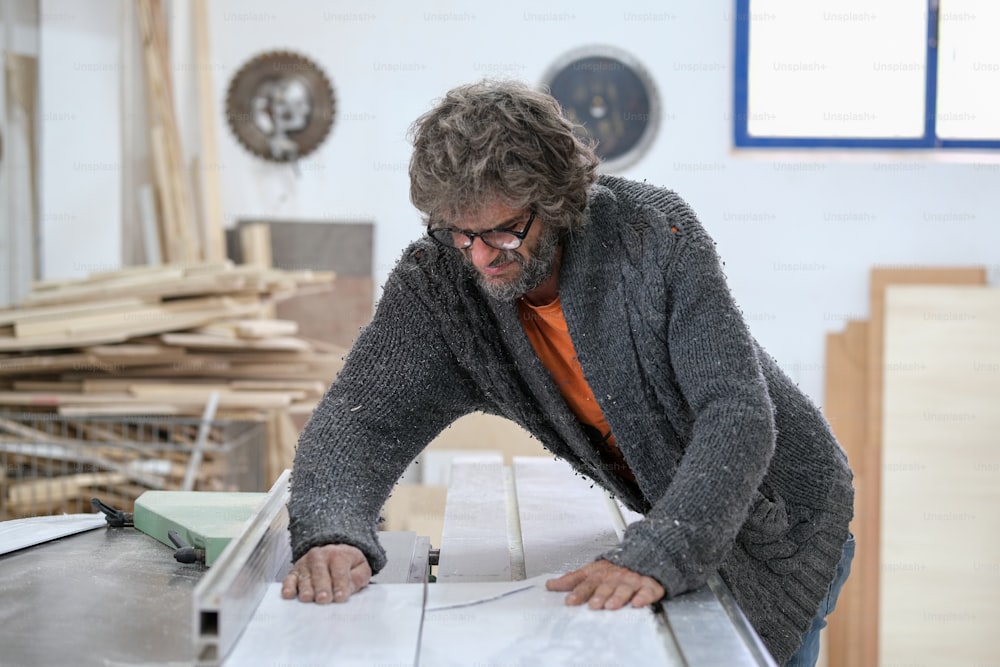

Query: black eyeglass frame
[426,210,537,251]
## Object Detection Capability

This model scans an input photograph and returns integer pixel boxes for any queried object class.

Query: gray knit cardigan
[288,175,854,665]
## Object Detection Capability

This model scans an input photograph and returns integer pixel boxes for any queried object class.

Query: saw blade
[225,50,336,163]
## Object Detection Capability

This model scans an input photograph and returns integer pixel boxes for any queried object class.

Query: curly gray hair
[408,79,600,231]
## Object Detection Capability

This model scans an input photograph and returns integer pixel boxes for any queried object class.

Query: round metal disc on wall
[225,50,336,163]
[541,46,661,173]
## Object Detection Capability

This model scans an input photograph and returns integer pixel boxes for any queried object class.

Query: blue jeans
[785,533,856,667]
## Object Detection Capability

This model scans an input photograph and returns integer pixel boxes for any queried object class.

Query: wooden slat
[65,361,328,380]
[17,262,329,308]
[147,126,177,260]
[274,408,300,479]
[160,333,312,351]
[229,380,325,397]
[192,0,226,262]
[192,320,302,340]
[512,457,620,578]
[234,319,299,339]
[138,183,162,264]
[82,344,188,366]
[7,472,128,509]
[56,405,181,417]
[240,223,273,269]
[136,0,199,262]
[0,391,135,407]
[85,343,184,356]
[16,302,202,338]
[81,378,217,393]
[18,271,243,308]
[12,381,84,393]
[128,384,304,404]
[0,297,149,327]
[224,582,426,666]
[0,390,292,411]
[437,454,513,583]
[0,353,99,376]
[823,320,868,667]
[420,580,676,666]
[63,264,185,285]
[0,298,263,352]
[264,409,280,487]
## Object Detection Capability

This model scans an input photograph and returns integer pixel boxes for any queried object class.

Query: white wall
[0,0,40,307]
[35,0,1000,405]
[204,0,1000,404]
[38,0,121,279]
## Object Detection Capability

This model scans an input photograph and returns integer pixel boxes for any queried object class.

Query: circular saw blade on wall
[541,45,661,173]
[225,50,336,162]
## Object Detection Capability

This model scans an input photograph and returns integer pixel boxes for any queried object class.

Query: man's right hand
[281,544,372,604]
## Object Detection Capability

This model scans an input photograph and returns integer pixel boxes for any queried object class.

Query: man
[282,79,854,666]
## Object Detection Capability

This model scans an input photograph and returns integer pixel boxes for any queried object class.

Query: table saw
[0,455,777,666]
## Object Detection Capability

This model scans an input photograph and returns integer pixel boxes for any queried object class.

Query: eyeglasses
[427,211,537,251]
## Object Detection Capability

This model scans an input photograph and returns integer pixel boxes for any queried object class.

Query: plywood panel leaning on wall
[880,285,1000,665]
[823,266,987,667]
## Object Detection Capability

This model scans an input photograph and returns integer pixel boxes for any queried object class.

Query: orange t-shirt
[517,296,638,485]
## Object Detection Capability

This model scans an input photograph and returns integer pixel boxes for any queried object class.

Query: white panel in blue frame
[732,0,1000,149]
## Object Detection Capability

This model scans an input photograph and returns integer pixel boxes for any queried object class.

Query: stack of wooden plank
[0,262,346,511]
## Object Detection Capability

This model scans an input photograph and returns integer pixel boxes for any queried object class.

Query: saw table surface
[0,522,423,666]
[0,525,204,666]
[1,456,778,666]
[216,455,776,666]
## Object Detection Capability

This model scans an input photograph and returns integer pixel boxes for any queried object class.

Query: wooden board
[436,455,513,583]
[0,514,107,556]
[191,0,225,262]
[0,297,149,327]
[225,582,426,667]
[136,0,199,262]
[860,267,987,667]
[3,313,327,355]
[379,483,447,551]
[512,457,621,578]
[425,412,548,464]
[880,285,1000,665]
[419,578,673,666]
[160,333,311,352]
[239,224,272,269]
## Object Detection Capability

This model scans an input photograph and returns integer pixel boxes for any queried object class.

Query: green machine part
[133,491,268,566]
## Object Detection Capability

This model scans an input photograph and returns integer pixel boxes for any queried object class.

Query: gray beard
[474,224,561,303]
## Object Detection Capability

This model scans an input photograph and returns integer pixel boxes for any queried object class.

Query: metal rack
[0,413,265,519]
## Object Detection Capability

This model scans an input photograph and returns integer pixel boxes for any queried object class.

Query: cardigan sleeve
[287,268,479,571]
[600,227,777,597]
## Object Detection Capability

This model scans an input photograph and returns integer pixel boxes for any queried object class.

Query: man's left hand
[546,560,665,610]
